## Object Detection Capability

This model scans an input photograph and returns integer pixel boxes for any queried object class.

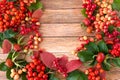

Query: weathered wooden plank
[40,37,82,52]
[40,24,94,37]
[0,54,7,62]
[41,0,82,9]
[41,9,83,23]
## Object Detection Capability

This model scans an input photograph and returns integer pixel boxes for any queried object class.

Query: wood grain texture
[40,37,82,52]
[41,0,82,9]
[0,0,120,80]
[40,24,94,37]
[41,9,83,23]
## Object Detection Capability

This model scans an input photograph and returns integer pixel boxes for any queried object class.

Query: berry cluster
[24,33,42,52]
[0,0,27,32]
[73,36,95,55]
[53,59,67,77]
[85,63,106,80]
[82,0,97,33]
[25,58,48,80]
[20,19,40,35]
[22,0,36,6]
[94,0,117,32]
[110,43,120,57]
[82,0,96,21]
[10,68,27,80]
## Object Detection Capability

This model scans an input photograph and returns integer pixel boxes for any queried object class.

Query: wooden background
[0,0,120,80]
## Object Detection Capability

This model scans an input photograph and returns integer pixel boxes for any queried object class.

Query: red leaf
[40,52,56,69]
[32,9,43,19]
[57,55,68,67]
[66,59,82,73]
[2,39,12,54]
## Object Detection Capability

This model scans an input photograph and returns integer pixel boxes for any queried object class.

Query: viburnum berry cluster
[25,58,48,80]
[24,33,42,52]
[19,19,40,35]
[22,0,37,6]
[110,43,120,57]
[0,0,27,32]
[82,0,96,25]
[10,68,27,80]
[79,0,120,79]
[85,63,106,80]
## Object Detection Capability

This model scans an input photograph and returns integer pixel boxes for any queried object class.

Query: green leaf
[117,28,120,32]
[49,74,59,80]
[0,39,3,47]
[101,31,105,37]
[45,67,50,73]
[3,29,17,39]
[0,33,4,40]
[102,62,111,71]
[112,0,120,11]
[78,50,94,62]
[7,52,14,59]
[21,73,27,80]
[28,0,43,11]
[117,35,120,39]
[8,38,17,44]
[112,58,120,67]
[0,62,8,71]
[108,25,114,33]
[107,44,113,49]
[85,42,99,54]
[6,69,13,80]
[0,33,4,47]
[97,40,108,54]
[81,8,87,17]
[67,70,88,80]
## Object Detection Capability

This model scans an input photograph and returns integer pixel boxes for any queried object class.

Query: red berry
[30,62,35,68]
[28,71,33,77]
[5,59,13,68]
[33,72,37,77]
[41,66,45,71]
[96,52,105,63]
[13,44,21,51]
[83,18,91,26]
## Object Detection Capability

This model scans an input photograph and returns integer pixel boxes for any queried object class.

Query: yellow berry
[18,69,22,74]
[71,50,76,55]
[10,73,15,78]
[11,69,15,73]
[34,45,38,49]
[24,49,28,53]
[36,22,40,25]
[34,41,38,45]
[14,74,20,80]
[34,36,38,40]
[38,38,42,42]
[22,68,27,72]
[83,36,88,40]
[25,17,29,21]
